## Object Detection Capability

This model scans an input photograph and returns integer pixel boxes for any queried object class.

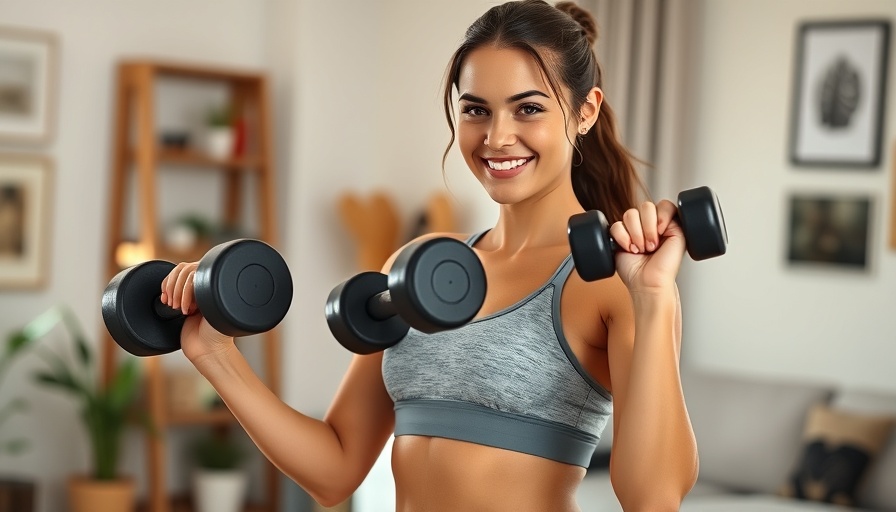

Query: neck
[485,177,584,254]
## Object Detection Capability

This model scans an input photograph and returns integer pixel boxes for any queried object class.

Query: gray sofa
[576,368,896,511]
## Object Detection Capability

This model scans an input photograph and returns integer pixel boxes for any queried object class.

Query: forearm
[191,345,361,504]
[611,289,698,509]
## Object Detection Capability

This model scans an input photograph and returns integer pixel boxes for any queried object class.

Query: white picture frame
[0,26,58,145]
[0,154,52,288]
[789,20,890,168]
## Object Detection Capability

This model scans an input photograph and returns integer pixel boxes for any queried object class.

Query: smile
[482,157,533,178]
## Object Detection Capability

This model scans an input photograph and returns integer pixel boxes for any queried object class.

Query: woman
[161,1,698,510]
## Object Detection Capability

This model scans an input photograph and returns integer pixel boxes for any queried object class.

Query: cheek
[458,125,482,158]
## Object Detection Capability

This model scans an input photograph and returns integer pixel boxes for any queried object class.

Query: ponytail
[574,99,646,222]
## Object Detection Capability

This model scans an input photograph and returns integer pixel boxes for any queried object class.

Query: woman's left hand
[609,200,687,294]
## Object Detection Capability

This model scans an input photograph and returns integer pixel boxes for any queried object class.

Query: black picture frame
[787,193,872,270]
[789,20,890,168]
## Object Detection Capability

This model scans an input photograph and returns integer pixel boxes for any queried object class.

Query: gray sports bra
[381,232,613,467]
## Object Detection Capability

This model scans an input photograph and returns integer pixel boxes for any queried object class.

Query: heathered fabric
[381,232,613,467]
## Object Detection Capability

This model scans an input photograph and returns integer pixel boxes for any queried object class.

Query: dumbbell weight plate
[194,239,294,337]
[102,260,185,356]
[677,186,728,261]
[389,237,487,333]
[568,210,616,282]
[325,272,411,355]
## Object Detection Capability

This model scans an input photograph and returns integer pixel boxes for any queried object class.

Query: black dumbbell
[568,186,728,281]
[102,239,293,356]
[325,237,486,355]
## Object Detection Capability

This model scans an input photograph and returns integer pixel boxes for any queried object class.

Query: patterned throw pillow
[779,404,894,506]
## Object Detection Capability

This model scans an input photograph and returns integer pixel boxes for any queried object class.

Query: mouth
[481,157,534,179]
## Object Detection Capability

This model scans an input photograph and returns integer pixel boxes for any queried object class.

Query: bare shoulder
[380,232,470,273]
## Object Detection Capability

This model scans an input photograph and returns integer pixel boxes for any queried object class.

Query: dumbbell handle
[367,290,397,321]
[152,295,185,321]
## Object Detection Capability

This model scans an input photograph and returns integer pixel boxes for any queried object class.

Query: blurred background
[0,0,895,511]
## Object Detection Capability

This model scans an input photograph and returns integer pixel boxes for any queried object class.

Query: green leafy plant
[205,104,232,128]
[0,328,38,458]
[22,306,142,481]
[192,430,247,471]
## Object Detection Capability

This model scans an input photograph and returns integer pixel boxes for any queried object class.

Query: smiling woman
[158,1,699,511]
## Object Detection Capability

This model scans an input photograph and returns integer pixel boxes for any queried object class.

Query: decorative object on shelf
[158,130,190,150]
[0,154,52,289]
[787,193,872,270]
[23,306,143,512]
[202,104,234,160]
[191,429,248,512]
[0,26,57,145]
[164,212,217,253]
[789,20,891,168]
[338,191,401,271]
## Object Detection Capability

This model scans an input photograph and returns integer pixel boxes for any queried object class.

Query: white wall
[683,0,896,391]
[0,1,271,511]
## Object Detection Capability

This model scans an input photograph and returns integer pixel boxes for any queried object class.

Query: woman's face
[456,45,578,206]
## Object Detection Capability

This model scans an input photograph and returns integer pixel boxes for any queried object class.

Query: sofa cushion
[778,404,893,506]
[681,368,834,494]
[680,494,862,511]
[832,388,896,511]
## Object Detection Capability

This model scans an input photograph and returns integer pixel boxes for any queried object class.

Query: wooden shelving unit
[102,59,282,512]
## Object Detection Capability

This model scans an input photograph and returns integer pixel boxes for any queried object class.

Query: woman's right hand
[160,262,235,363]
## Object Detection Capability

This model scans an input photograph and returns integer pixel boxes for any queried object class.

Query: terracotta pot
[67,475,135,512]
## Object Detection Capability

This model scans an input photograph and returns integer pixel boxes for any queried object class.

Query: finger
[656,199,678,235]
[172,263,193,310]
[621,208,644,253]
[181,271,196,315]
[164,263,185,307]
[609,219,636,254]
[638,201,659,252]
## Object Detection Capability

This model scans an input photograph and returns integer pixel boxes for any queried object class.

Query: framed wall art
[0,154,52,288]
[789,20,890,168]
[787,193,871,270]
[0,26,58,144]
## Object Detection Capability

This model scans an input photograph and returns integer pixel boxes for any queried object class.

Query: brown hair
[441,0,645,221]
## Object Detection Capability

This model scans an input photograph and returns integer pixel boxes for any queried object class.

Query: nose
[484,115,515,150]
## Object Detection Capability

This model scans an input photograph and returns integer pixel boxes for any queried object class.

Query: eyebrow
[458,89,550,104]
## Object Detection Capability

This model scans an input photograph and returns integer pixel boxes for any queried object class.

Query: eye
[518,103,546,116]
[461,105,489,117]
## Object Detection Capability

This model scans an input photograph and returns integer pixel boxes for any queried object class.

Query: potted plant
[203,103,234,160]
[23,306,141,512]
[191,428,248,512]
[0,325,40,511]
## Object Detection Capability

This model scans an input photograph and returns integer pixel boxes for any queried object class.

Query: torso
[386,233,625,511]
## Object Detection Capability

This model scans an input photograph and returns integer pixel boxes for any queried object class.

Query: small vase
[193,469,248,512]
[67,475,135,512]
[204,127,235,160]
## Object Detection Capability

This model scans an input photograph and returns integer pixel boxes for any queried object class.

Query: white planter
[203,127,234,160]
[193,469,248,512]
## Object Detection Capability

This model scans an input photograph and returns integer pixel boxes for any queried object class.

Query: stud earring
[579,126,588,135]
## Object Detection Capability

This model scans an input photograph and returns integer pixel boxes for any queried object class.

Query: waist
[392,434,585,512]
[393,399,599,467]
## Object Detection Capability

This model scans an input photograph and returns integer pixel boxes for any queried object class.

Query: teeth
[487,158,528,171]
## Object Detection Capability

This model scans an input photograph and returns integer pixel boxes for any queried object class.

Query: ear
[578,87,603,133]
